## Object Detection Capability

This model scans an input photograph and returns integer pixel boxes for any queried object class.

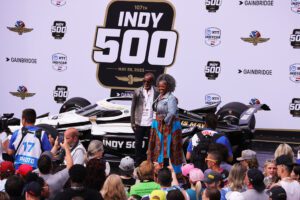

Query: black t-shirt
[54,187,103,200]
[121,177,136,192]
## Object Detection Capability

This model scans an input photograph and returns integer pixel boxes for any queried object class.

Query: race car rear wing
[239,104,270,129]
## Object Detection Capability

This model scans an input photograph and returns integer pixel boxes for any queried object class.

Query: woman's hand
[54,136,60,148]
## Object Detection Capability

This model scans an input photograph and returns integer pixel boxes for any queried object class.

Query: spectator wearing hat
[185,168,204,200]
[0,161,15,191]
[181,163,195,178]
[16,164,33,178]
[275,155,300,200]
[129,161,160,198]
[37,177,50,200]
[25,173,50,200]
[38,138,73,200]
[204,151,229,186]
[266,186,287,200]
[237,149,259,170]
[118,156,136,192]
[150,190,166,200]
[5,175,25,200]
[202,170,226,200]
[203,170,222,189]
[242,168,268,200]
[180,163,195,189]
[25,181,42,200]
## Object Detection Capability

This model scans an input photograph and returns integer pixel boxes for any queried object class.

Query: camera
[0,113,20,133]
[58,133,64,144]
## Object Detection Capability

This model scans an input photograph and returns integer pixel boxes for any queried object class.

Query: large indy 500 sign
[0,0,299,130]
[93,0,178,89]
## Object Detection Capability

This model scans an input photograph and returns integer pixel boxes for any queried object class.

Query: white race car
[3,97,270,163]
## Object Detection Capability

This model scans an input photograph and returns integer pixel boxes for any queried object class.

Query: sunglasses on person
[205,158,217,163]
[143,79,152,84]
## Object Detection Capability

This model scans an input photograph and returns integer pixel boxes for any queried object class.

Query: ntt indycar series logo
[239,0,273,6]
[92,1,178,89]
[52,53,67,72]
[291,0,300,14]
[205,27,221,47]
[205,94,221,105]
[289,63,300,83]
[290,98,300,117]
[205,61,221,80]
[290,29,300,49]
[205,0,222,12]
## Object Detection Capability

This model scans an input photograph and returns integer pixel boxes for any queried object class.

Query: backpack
[15,127,43,153]
[190,130,224,171]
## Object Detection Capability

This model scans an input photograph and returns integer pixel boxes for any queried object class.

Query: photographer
[51,128,86,165]
[8,108,52,169]
[0,114,15,162]
[0,130,9,163]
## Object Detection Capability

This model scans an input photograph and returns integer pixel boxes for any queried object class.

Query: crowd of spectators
[0,106,300,200]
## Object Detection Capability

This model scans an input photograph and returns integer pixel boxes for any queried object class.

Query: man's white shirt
[140,87,154,126]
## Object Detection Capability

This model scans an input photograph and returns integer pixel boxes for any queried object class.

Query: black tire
[36,124,58,139]
[59,97,91,113]
[217,102,255,162]
[217,102,255,130]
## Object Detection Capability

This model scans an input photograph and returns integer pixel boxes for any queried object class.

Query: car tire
[217,102,256,130]
[217,102,255,161]
[36,124,58,139]
[59,97,91,113]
